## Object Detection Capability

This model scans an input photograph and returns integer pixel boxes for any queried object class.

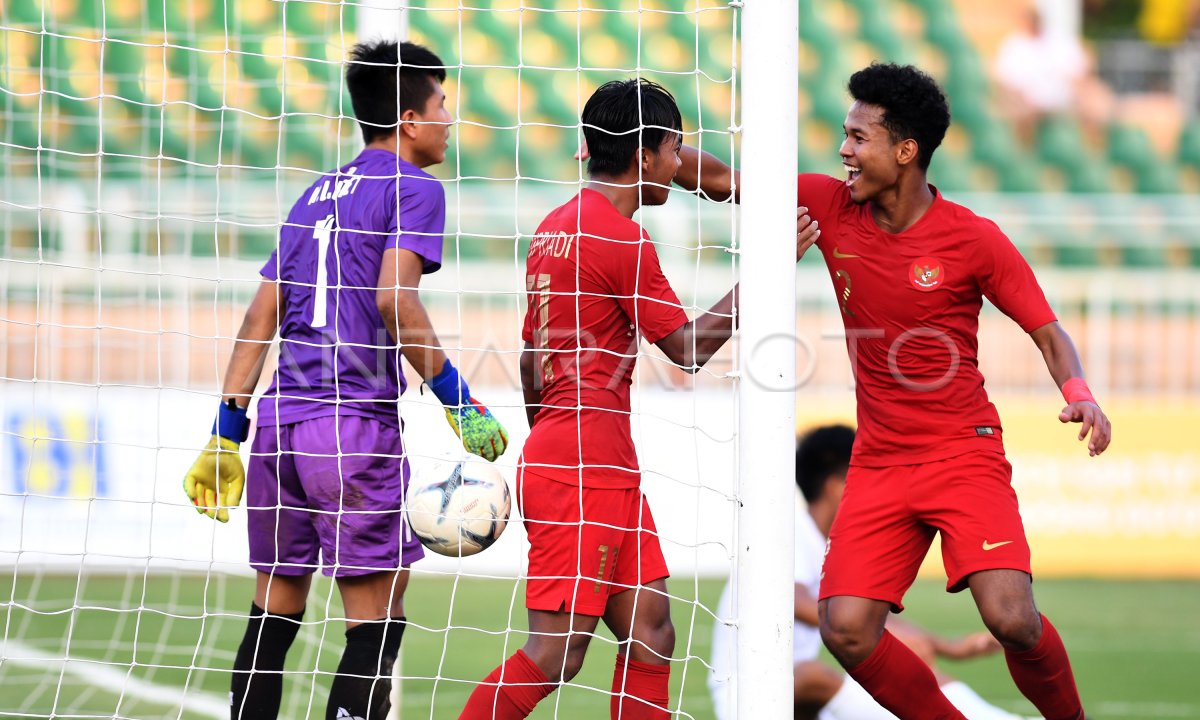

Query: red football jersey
[521,189,688,488]
[798,174,1057,467]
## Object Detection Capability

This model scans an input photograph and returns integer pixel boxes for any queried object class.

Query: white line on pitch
[1093,701,1200,718]
[1,640,227,718]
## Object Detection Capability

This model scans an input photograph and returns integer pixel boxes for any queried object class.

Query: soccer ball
[406,461,511,557]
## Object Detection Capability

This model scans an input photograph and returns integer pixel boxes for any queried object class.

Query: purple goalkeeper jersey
[256,148,445,428]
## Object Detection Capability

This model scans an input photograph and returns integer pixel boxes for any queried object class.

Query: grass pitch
[1,573,1196,719]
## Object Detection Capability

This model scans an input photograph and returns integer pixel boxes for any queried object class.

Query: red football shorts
[819,449,1031,611]
[517,467,669,617]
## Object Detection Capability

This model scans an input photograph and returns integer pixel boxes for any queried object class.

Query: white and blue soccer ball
[406,461,511,557]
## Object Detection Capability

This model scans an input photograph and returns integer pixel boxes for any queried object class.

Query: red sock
[1004,614,1084,720]
[846,630,967,720]
[610,653,670,720]
[459,649,555,720]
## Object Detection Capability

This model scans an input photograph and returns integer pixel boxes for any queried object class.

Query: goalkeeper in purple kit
[181,40,508,720]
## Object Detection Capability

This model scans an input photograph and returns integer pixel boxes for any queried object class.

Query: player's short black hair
[346,40,447,144]
[581,79,683,176]
[847,63,950,170]
[796,425,856,503]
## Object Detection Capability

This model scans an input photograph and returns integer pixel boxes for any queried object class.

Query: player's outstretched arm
[654,210,819,370]
[675,145,740,203]
[654,286,738,373]
[579,140,739,203]
[886,617,1000,661]
[377,247,509,461]
[183,279,281,522]
[1029,321,1112,456]
[795,583,820,628]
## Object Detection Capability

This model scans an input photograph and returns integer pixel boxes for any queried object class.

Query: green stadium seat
[281,2,342,41]
[239,43,286,117]
[0,0,1183,272]
[408,9,460,65]
[1107,122,1156,175]
[1106,124,1178,193]
[522,69,578,126]
[808,72,851,129]
[799,9,839,61]
[1066,157,1114,194]
[928,149,973,193]
[948,83,993,136]
[1036,118,1084,169]
[920,3,969,54]
[965,119,1041,192]
[1033,116,1116,193]
[850,0,912,63]
[1178,121,1200,169]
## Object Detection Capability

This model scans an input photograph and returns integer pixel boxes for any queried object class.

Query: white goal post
[735,0,800,716]
[0,0,800,717]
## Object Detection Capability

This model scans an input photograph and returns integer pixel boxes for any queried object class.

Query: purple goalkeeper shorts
[246,415,424,577]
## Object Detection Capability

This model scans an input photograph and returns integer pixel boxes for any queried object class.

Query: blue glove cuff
[212,400,250,443]
[428,359,472,408]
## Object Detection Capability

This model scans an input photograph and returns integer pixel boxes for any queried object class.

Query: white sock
[940,680,1040,720]
[817,675,900,720]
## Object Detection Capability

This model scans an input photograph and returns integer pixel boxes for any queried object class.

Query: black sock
[230,603,304,720]
[326,616,406,720]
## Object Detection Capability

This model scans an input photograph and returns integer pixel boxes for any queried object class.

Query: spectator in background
[993,6,1112,143]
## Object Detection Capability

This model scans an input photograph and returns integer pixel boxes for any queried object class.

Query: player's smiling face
[840,101,902,205]
[406,77,452,168]
[638,132,682,207]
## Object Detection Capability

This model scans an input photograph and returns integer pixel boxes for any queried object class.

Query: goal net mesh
[0,1,748,717]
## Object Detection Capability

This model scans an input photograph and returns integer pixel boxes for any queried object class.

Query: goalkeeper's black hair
[847,63,950,170]
[347,40,446,144]
[582,78,683,177]
[796,425,856,503]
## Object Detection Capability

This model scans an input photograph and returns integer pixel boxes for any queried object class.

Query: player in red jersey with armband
[458,79,819,720]
[675,64,1111,720]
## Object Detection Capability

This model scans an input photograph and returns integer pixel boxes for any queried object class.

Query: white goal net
[0,1,800,718]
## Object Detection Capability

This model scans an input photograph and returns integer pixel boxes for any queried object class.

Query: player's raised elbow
[376,286,420,323]
[375,287,398,324]
[1029,320,1069,353]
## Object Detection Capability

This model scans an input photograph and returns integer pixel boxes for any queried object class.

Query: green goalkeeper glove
[183,400,249,522]
[428,360,509,462]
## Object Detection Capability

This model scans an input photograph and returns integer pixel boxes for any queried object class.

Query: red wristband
[1061,377,1096,405]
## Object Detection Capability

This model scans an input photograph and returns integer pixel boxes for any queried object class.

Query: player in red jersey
[674,63,1111,720]
[458,79,819,720]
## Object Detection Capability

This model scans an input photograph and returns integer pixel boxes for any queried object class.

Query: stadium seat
[1179,121,1200,169]
[5,0,1187,269]
[928,149,974,193]
[1107,124,1178,194]
[967,120,1042,192]
[851,0,912,62]
[1035,117,1114,193]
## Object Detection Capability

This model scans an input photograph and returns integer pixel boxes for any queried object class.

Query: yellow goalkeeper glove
[183,400,249,522]
[443,401,509,462]
[427,360,509,462]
